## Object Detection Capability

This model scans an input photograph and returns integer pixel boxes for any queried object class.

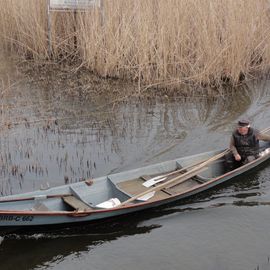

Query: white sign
[50,0,100,10]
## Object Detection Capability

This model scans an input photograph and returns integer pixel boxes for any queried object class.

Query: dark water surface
[1,52,270,270]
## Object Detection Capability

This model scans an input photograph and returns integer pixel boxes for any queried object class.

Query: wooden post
[47,0,52,58]
[74,10,77,50]
[100,0,105,27]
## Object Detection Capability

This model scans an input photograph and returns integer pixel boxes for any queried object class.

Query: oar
[261,127,270,134]
[118,167,208,207]
[123,126,270,206]
[118,149,229,207]
[142,148,230,187]
[0,193,72,203]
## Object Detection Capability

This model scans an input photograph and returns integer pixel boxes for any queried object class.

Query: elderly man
[230,120,270,165]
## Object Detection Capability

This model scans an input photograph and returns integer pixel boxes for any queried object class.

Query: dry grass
[1,0,270,92]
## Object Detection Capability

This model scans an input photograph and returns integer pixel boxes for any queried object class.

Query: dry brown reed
[1,0,270,91]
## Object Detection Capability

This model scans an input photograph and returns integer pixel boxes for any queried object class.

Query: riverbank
[19,60,239,100]
[1,0,270,94]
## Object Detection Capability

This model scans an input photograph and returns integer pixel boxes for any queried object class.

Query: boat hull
[0,144,270,233]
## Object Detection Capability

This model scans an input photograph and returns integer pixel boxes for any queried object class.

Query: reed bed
[1,0,270,91]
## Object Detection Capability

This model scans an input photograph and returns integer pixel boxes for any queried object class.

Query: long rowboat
[0,141,270,233]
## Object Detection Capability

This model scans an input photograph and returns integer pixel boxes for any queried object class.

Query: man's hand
[234,154,241,161]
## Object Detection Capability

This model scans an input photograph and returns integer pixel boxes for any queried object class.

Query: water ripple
[0,236,4,245]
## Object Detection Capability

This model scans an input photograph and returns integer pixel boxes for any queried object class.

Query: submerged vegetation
[0,0,270,93]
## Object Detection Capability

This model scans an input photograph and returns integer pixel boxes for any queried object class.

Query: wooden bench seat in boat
[62,195,93,211]
[62,184,94,210]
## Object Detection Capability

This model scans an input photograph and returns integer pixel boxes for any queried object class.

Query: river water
[1,52,270,270]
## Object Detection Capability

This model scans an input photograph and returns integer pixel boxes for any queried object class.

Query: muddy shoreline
[19,61,243,100]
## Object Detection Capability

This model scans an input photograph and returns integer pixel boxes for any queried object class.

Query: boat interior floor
[116,178,170,201]
[116,169,210,201]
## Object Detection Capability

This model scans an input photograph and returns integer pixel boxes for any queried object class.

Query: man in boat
[230,119,270,166]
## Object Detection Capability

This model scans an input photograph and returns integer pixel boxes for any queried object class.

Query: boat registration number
[0,215,34,222]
